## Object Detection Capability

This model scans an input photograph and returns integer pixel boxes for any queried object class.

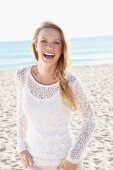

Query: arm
[15,67,34,169]
[15,68,28,153]
[66,77,97,164]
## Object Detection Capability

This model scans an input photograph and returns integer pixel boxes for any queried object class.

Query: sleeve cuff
[66,155,80,164]
[16,146,27,154]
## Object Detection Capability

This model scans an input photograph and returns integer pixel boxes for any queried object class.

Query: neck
[36,63,58,81]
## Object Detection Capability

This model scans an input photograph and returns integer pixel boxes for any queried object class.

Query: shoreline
[1,62,113,71]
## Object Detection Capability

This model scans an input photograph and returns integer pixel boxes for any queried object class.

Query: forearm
[66,113,96,164]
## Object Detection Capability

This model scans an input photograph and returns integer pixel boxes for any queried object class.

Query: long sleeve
[15,68,28,154]
[66,77,97,164]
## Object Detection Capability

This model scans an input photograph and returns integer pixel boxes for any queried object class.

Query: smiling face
[35,28,63,66]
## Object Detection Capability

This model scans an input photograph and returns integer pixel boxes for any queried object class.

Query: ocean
[0,35,113,69]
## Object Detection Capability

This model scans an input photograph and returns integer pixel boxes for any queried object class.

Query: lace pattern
[27,66,75,99]
[66,77,96,164]
[15,65,96,165]
[28,76,59,99]
[15,67,28,153]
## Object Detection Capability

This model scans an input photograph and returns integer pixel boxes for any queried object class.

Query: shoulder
[15,65,30,79]
[65,70,85,92]
[15,65,30,86]
[66,71,87,97]
[65,70,81,85]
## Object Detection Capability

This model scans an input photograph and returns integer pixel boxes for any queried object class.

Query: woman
[15,21,96,170]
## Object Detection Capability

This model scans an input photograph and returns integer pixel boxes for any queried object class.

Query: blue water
[0,35,113,69]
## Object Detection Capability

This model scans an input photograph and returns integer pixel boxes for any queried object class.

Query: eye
[54,42,60,44]
[40,40,47,43]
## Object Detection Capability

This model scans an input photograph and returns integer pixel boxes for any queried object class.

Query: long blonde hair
[32,21,76,111]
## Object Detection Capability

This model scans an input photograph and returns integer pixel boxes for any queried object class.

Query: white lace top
[15,65,96,166]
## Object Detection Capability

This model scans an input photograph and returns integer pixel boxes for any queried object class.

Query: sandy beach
[0,63,113,170]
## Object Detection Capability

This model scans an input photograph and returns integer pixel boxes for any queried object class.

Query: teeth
[44,52,54,56]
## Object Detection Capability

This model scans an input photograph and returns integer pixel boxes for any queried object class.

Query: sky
[0,0,113,41]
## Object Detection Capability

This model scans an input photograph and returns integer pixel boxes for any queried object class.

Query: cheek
[37,44,45,53]
[56,47,62,54]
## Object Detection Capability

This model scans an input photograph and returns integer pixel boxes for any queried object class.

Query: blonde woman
[15,21,96,170]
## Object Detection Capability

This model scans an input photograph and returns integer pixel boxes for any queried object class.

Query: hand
[19,150,34,169]
[57,158,79,170]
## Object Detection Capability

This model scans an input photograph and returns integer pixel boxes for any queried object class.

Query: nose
[46,43,54,50]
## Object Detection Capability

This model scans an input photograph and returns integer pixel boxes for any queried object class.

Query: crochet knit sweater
[15,65,96,166]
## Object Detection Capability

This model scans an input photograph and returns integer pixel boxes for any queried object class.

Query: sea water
[0,35,113,69]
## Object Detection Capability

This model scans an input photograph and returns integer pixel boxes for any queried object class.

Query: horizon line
[0,34,113,43]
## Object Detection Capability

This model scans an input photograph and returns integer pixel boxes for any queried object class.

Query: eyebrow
[41,37,62,41]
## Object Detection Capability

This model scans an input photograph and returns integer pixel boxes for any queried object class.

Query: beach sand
[0,64,113,170]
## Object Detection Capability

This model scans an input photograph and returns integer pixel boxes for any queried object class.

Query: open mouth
[43,52,55,59]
